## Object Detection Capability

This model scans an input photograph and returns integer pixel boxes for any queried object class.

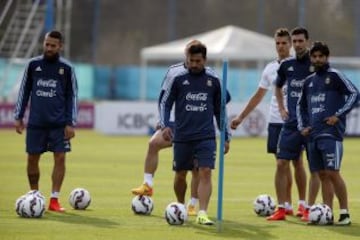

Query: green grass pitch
[0,130,359,240]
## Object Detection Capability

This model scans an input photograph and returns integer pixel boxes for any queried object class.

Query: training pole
[217,59,228,232]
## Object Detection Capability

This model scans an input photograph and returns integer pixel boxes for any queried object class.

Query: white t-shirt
[258,60,287,124]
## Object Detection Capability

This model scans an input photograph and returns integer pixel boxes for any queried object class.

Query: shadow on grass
[326,222,360,238]
[44,210,119,228]
[150,214,277,239]
[285,215,360,238]
[186,219,277,239]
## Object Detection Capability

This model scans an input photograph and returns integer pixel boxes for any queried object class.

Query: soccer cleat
[196,213,214,225]
[267,208,286,221]
[187,204,197,216]
[48,198,65,212]
[285,209,294,215]
[336,213,351,226]
[296,204,305,217]
[300,208,309,222]
[131,183,153,196]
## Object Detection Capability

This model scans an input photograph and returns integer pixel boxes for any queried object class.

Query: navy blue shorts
[26,127,71,154]
[276,126,306,160]
[307,138,343,172]
[173,139,216,171]
[267,123,283,154]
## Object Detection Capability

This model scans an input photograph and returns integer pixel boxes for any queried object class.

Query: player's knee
[175,171,187,181]
[276,159,289,169]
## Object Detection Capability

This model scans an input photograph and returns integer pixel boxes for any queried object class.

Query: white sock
[285,202,292,210]
[198,210,207,215]
[189,197,198,206]
[278,204,285,209]
[298,200,306,206]
[340,209,348,214]
[144,173,153,187]
[51,192,59,198]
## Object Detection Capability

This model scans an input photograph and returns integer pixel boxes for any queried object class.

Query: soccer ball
[21,194,46,218]
[165,202,188,225]
[131,195,154,215]
[253,194,276,216]
[308,203,333,225]
[69,188,91,210]
[15,191,46,217]
[26,190,46,201]
[15,194,27,216]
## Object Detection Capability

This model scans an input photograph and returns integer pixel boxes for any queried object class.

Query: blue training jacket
[14,55,78,128]
[159,67,230,142]
[297,63,359,141]
[275,53,314,128]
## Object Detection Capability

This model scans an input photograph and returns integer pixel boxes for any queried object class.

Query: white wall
[95,101,360,137]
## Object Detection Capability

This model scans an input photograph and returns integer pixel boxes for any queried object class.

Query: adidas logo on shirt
[35,66,42,72]
[182,80,190,85]
[309,82,313,88]
[287,66,294,71]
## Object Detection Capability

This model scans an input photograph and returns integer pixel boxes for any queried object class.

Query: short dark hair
[274,28,290,39]
[291,27,309,40]
[310,41,330,56]
[46,30,63,43]
[187,43,207,59]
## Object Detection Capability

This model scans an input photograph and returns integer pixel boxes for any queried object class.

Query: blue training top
[14,55,78,128]
[160,67,230,142]
[297,63,359,141]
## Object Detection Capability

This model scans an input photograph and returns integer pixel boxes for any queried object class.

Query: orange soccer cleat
[48,198,65,212]
[285,208,294,216]
[267,208,286,221]
[131,183,153,196]
[301,208,309,222]
[296,204,305,217]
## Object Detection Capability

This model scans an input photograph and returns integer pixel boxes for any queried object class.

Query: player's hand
[300,127,311,136]
[162,127,173,142]
[14,119,25,134]
[230,116,242,130]
[224,141,230,154]
[279,108,289,121]
[324,116,339,126]
[64,125,75,139]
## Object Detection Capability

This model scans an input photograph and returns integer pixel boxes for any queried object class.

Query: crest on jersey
[325,77,331,84]
[309,65,315,72]
[59,68,64,75]
[207,79,212,87]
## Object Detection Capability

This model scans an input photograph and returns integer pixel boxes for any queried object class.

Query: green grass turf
[0,130,359,240]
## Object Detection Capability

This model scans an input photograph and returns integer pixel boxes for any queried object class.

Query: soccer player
[267,27,320,221]
[297,41,359,225]
[14,30,78,212]
[131,40,203,216]
[160,42,231,225]
[231,28,306,216]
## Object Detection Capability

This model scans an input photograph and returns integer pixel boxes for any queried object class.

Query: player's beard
[313,62,324,71]
[43,51,59,62]
[189,67,204,74]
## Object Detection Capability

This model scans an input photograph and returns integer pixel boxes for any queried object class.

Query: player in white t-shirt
[231,28,307,216]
